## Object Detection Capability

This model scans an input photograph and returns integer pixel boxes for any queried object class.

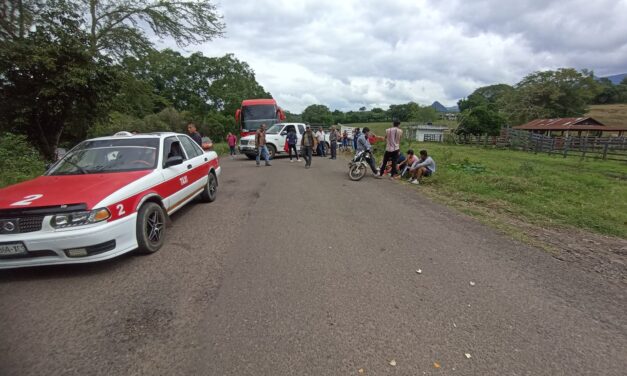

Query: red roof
[242,99,277,106]
[513,117,627,132]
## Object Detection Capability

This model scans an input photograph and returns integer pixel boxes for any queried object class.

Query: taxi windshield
[47,138,160,175]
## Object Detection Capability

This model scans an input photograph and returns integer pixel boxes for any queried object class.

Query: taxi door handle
[187,164,192,170]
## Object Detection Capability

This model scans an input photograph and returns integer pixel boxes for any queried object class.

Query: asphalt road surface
[1,155,626,376]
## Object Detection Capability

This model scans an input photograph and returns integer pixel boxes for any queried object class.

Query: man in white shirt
[409,150,436,185]
[315,127,326,157]
[379,119,403,178]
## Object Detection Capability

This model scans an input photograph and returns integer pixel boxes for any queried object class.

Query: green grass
[586,103,627,126]
[377,142,627,238]
[344,119,458,137]
[211,142,230,156]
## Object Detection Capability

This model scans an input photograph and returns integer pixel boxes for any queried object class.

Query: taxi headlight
[51,208,111,228]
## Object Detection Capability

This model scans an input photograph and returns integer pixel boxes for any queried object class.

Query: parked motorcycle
[348,150,374,181]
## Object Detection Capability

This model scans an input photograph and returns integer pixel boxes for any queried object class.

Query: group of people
[355,120,436,184]
[194,119,435,185]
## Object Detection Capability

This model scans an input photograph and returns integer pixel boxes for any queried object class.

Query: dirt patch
[496,215,627,285]
[419,186,627,285]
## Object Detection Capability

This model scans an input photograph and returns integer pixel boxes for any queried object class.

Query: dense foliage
[457,69,627,135]
[0,0,263,158]
[300,102,438,127]
[0,132,46,187]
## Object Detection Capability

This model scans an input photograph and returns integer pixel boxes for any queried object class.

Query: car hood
[241,135,255,142]
[0,171,151,210]
[241,133,282,142]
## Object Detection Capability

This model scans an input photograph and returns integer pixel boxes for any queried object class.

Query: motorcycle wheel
[348,164,367,181]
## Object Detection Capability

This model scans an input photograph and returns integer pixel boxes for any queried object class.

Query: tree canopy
[0,0,271,158]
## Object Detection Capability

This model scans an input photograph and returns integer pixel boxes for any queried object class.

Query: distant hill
[431,101,448,112]
[431,101,459,113]
[600,73,626,85]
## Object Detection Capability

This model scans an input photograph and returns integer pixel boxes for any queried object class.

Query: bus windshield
[242,104,277,132]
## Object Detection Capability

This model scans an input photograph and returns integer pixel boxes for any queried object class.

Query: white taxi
[0,132,220,269]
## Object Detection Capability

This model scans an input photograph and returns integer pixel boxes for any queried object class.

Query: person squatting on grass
[255,124,271,166]
[397,149,418,179]
[379,119,403,178]
[383,151,405,176]
[287,126,300,162]
[409,150,436,185]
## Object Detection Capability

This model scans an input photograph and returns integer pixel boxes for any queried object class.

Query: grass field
[367,142,627,239]
[586,104,627,126]
[344,119,458,136]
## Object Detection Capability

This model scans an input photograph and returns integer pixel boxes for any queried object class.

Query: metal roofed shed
[512,117,627,137]
[405,124,449,142]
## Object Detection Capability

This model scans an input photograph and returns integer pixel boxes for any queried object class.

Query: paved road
[1,155,626,375]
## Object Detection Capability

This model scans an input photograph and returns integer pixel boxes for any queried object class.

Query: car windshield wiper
[86,165,107,173]
[62,160,88,174]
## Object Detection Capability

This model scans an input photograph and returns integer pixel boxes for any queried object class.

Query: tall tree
[0,6,118,159]
[505,68,599,125]
[1,1,225,58]
[86,0,224,58]
[302,104,333,126]
[122,49,269,119]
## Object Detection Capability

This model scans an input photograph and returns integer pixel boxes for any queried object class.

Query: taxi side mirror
[164,155,184,168]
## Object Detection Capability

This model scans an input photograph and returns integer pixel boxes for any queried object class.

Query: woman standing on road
[287,127,300,162]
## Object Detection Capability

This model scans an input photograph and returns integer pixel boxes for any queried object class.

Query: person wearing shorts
[409,150,436,185]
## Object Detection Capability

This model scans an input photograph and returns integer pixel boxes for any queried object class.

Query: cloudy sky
[159,0,627,113]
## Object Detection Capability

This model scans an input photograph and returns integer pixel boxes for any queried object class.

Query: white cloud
[159,0,627,112]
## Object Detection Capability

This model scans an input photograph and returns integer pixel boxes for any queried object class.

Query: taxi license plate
[0,242,27,257]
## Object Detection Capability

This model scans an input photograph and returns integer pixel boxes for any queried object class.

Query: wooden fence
[454,129,627,162]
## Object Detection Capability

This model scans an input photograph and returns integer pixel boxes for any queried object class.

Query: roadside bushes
[0,132,46,188]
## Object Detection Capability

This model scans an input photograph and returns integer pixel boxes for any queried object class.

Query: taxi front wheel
[136,202,166,254]
[199,173,217,203]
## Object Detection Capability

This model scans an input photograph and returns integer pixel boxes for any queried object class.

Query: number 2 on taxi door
[116,204,125,216]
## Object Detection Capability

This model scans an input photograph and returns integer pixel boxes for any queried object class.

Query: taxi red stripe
[106,160,215,221]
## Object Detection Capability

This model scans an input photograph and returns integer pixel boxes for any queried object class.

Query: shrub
[0,132,46,188]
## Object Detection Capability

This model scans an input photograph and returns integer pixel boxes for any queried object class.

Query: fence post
[534,138,539,154]
[563,136,569,158]
[581,137,588,159]
[602,142,609,160]
[548,138,555,156]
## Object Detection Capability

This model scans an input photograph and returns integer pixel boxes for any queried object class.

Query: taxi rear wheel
[136,202,166,254]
